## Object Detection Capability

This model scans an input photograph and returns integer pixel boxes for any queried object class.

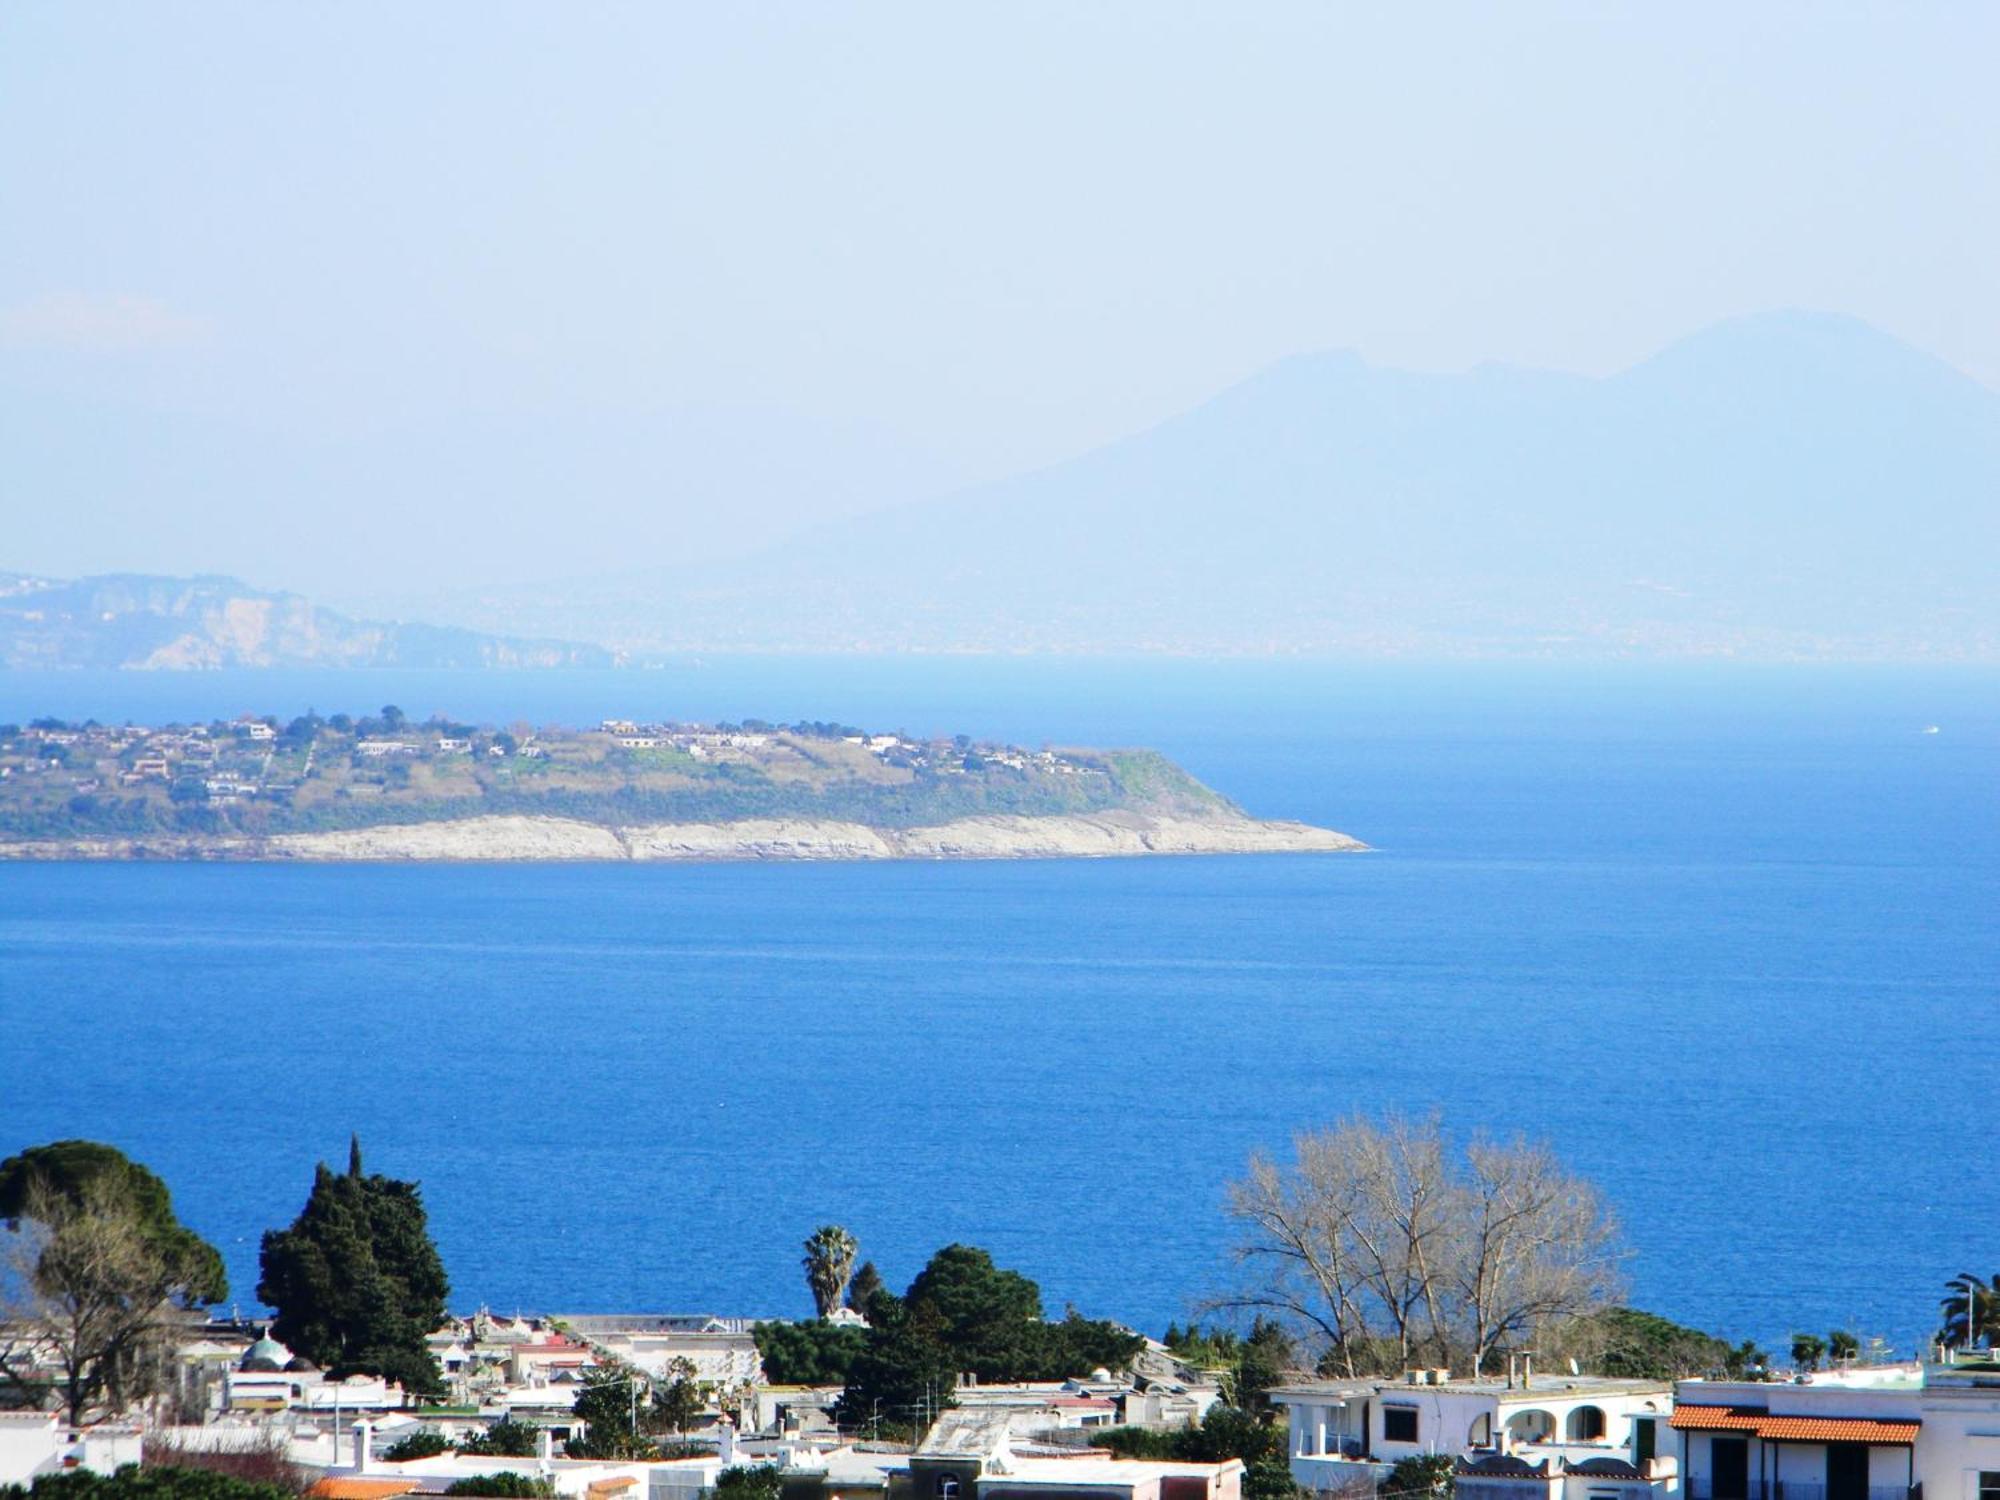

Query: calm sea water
[2,661,1996,1355]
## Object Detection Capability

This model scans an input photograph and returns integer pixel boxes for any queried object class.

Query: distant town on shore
[0,711,1363,862]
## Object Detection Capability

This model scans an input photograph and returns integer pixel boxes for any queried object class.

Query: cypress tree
[256,1139,449,1394]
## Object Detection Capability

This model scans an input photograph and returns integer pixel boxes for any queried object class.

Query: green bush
[381,1431,451,1462]
[714,1468,784,1500]
[459,1421,541,1458]
[441,1477,554,1499]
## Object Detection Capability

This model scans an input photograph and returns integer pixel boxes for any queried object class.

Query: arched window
[1505,1409,1555,1444]
[1566,1406,1607,1442]
[937,1478,960,1500]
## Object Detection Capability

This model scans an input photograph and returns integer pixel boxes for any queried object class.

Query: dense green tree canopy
[846,1261,884,1313]
[1,1145,226,1422]
[834,1244,1143,1430]
[905,1244,1046,1377]
[754,1319,868,1385]
[1095,1406,1300,1500]
[713,1468,783,1500]
[0,1140,226,1306]
[441,1478,553,1498]
[255,1138,449,1394]
[459,1420,541,1458]
[380,1432,450,1463]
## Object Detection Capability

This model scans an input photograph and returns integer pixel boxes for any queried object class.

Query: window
[937,1478,960,1500]
[1568,1406,1607,1441]
[1977,1474,2000,1500]
[1383,1407,1420,1443]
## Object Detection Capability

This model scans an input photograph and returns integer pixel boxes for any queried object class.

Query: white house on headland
[1270,1366,1675,1496]
[1672,1349,2000,1500]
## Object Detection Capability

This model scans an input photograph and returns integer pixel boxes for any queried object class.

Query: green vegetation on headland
[0,709,1237,842]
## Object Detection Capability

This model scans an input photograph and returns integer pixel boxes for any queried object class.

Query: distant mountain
[426,310,2000,658]
[0,572,619,670]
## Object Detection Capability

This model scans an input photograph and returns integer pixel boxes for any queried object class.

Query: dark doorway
[1713,1437,1751,1500]
[1828,1443,1870,1500]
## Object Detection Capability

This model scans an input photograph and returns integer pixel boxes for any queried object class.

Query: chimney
[719,1421,737,1466]
[1522,1355,1533,1390]
[1506,1354,1517,1390]
[354,1421,374,1473]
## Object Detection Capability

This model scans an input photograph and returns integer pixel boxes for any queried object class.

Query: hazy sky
[5,3,1998,600]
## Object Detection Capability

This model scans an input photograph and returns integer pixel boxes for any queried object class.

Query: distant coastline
[0,809,1365,863]
[0,711,1364,863]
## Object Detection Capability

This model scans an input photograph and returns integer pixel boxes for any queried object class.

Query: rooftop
[1670,1406,1920,1445]
[1271,1374,1673,1402]
[986,1458,1245,1487]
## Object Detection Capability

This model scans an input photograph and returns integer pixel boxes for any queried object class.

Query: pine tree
[256,1138,449,1394]
[846,1261,885,1315]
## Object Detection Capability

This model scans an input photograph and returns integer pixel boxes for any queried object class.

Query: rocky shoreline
[0,811,1367,862]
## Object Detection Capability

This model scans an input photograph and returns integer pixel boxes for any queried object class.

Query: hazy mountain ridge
[0,572,618,670]
[412,311,2000,658]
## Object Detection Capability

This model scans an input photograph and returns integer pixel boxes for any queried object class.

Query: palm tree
[1941,1273,2000,1348]
[1791,1333,1826,1372]
[802,1225,859,1319]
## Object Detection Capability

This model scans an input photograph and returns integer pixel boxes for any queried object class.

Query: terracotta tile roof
[1757,1416,1920,1443]
[1670,1407,1766,1432]
[1670,1406,1919,1444]
[309,1481,422,1500]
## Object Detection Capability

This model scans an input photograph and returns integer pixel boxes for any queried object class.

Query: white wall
[0,1416,61,1487]
[1914,1393,2000,1500]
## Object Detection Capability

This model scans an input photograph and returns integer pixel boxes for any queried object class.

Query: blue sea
[2,660,1995,1356]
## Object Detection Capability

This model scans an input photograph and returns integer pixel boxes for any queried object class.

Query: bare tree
[1224,1141,1378,1371]
[144,1429,314,1495]
[1219,1114,1622,1376]
[1221,1115,1454,1374]
[1,1178,188,1423]
[1449,1134,1622,1375]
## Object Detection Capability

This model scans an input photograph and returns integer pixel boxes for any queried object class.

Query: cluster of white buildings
[0,1314,1245,1500]
[592,718,1103,780]
[1270,1347,2000,1500]
[13,1305,2000,1500]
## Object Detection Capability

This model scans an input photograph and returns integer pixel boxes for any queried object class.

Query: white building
[222,1330,404,1414]
[553,1314,763,1389]
[336,1419,727,1500]
[0,1413,62,1487]
[1672,1351,2000,1500]
[1270,1368,1675,1496]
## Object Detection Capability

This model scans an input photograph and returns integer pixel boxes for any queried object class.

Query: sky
[4,3,1999,601]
